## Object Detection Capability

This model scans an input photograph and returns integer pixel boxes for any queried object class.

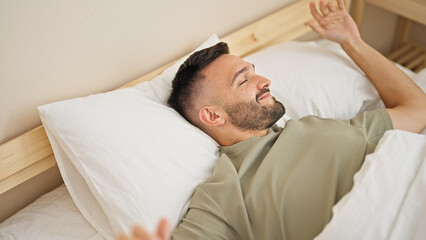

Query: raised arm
[307,0,426,133]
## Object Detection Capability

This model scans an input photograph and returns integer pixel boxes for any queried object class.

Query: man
[119,0,426,239]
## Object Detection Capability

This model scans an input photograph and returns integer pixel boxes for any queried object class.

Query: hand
[306,0,361,45]
[117,218,171,240]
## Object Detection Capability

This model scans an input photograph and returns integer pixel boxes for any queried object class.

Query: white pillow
[243,40,417,120]
[39,34,220,239]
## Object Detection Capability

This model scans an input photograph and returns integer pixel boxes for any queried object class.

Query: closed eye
[239,80,248,86]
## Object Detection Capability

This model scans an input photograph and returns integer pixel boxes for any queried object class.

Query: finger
[337,0,346,10]
[309,1,323,22]
[319,0,329,15]
[327,2,335,13]
[133,226,151,240]
[117,233,130,240]
[306,21,327,38]
[157,218,171,240]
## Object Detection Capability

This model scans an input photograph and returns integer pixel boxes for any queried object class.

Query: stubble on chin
[225,98,285,131]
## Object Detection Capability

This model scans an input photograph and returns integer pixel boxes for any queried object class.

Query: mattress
[0,184,104,240]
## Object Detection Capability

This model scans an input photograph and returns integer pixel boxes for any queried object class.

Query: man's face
[201,54,285,130]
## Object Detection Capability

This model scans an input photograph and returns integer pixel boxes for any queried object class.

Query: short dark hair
[168,42,230,123]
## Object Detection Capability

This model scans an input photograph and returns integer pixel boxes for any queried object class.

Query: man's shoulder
[283,109,393,145]
[286,109,392,126]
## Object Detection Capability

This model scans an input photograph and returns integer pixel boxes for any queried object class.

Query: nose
[255,75,271,90]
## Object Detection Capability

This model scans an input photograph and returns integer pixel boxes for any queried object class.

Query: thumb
[156,218,171,240]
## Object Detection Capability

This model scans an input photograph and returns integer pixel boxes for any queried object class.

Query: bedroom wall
[1,0,425,223]
[354,3,426,55]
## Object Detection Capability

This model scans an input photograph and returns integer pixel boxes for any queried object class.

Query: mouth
[257,92,271,101]
[256,89,272,103]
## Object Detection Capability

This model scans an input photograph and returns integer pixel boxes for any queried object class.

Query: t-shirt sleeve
[172,187,238,240]
[349,108,393,145]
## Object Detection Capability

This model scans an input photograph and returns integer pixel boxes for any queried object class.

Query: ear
[199,106,225,126]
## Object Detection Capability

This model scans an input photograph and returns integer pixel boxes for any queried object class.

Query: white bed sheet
[315,130,426,240]
[0,184,104,240]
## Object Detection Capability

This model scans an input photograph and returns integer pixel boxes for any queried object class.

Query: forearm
[341,38,426,132]
[341,38,425,109]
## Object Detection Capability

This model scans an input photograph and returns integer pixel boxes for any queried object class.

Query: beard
[225,93,285,131]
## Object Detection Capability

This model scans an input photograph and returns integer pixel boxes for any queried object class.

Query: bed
[1,0,426,239]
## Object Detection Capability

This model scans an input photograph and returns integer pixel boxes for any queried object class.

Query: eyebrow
[231,64,255,86]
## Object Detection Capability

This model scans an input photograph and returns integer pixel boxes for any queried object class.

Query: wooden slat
[389,41,426,73]
[397,47,423,65]
[406,53,425,70]
[388,42,415,60]
[413,61,426,73]
[0,0,352,194]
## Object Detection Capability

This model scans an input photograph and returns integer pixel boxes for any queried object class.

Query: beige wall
[1,0,426,223]
[411,22,426,47]
[355,3,426,55]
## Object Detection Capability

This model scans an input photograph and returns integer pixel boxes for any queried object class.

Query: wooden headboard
[0,0,352,195]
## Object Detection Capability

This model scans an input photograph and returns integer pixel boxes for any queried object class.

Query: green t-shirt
[172,109,393,240]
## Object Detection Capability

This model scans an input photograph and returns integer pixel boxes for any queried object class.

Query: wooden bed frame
[0,0,352,195]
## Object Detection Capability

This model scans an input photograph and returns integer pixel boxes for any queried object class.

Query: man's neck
[217,128,268,146]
